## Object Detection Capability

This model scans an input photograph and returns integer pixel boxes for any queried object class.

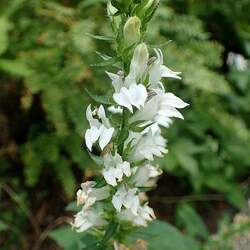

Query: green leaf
[85,88,113,105]
[101,221,119,244]
[54,158,76,198]
[90,56,120,67]
[176,203,209,239]
[0,59,32,77]
[65,201,78,212]
[86,33,114,41]
[129,220,200,250]
[0,220,8,231]
[0,17,11,55]
[49,226,97,250]
[88,151,104,166]
[129,121,154,133]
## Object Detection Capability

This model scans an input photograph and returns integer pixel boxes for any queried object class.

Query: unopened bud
[137,0,160,22]
[123,16,141,46]
[129,43,149,81]
[144,0,159,11]
[107,1,118,16]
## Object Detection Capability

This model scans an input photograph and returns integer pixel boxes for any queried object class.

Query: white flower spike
[73,1,189,242]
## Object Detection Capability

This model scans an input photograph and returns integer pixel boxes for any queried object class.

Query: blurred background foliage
[0,0,249,249]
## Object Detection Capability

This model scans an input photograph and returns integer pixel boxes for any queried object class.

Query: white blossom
[130,90,189,132]
[128,130,168,162]
[149,48,181,90]
[113,84,147,112]
[108,105,123,114]
[76,181,110,206]
[227,52,248,71]
[112,185,140,215]
[103,153,131,186]
[118,204,155,227]
[107,44,149,112]
[125,43,149,85]
[132,164,162,187]
[72,207,107,232]
[85,105,114,151]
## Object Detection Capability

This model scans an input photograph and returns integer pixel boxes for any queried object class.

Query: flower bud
[137,0,160,22]
[131,43,149,78]
[144,0,159,11]
[123,16,141,46]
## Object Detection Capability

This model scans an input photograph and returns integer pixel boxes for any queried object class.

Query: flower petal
[85,126,100,151]
[99,126,114,150]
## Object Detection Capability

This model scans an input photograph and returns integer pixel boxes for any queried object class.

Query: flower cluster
[71,1,189,245]
[72,41,188,233]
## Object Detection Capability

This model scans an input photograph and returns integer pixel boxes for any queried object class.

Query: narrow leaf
[86,33,114,41]
[85,88,113,105]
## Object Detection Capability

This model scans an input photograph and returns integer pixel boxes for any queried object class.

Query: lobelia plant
[71,0,189,249]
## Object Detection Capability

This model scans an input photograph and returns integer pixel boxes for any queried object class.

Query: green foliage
[176,203,209,239]
[129,220,200,250]
[49,226,97,250]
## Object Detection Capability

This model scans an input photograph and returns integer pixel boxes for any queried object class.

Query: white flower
[108,105,123,114]
[130,90,189,132]
[227,52,248,71]
[133,164,162,187]
[72,207,107,232]
[103,153,131,186]
[106,71,124,93]
[107,44,149,112]
[149,49,181,90]
[125,43,149,85]
[113,84,147,112]
[77,181,110,206]
[128,130,168,162]
[85,105,114,151]
[118,204,156,227]
[112,185,140,215]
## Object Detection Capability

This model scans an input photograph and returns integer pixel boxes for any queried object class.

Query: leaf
[0,17,11,55]
[90,56,120,67]
[174,150,199,176]
[129,121,155,133]
[86,33,114,41]
[101,221,119,244]
[96,51,112,61]
[87,151,104,166]
[65,201,78,212]
[176,203,209,239]
[49,226,97,250]
[0,220,8,232]
[85,88,113,105]
[54,158,76,198]
[129,220,200,250]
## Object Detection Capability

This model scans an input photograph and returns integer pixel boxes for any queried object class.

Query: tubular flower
[72,207,108,232]
[112,185,140,215]
[85,105,114,151]
[127,130,168,162]
[118,203,156,227]
[149,48,181,90]
[103,152,131,186]
[130,90,189,133]
[76,181,110,206]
